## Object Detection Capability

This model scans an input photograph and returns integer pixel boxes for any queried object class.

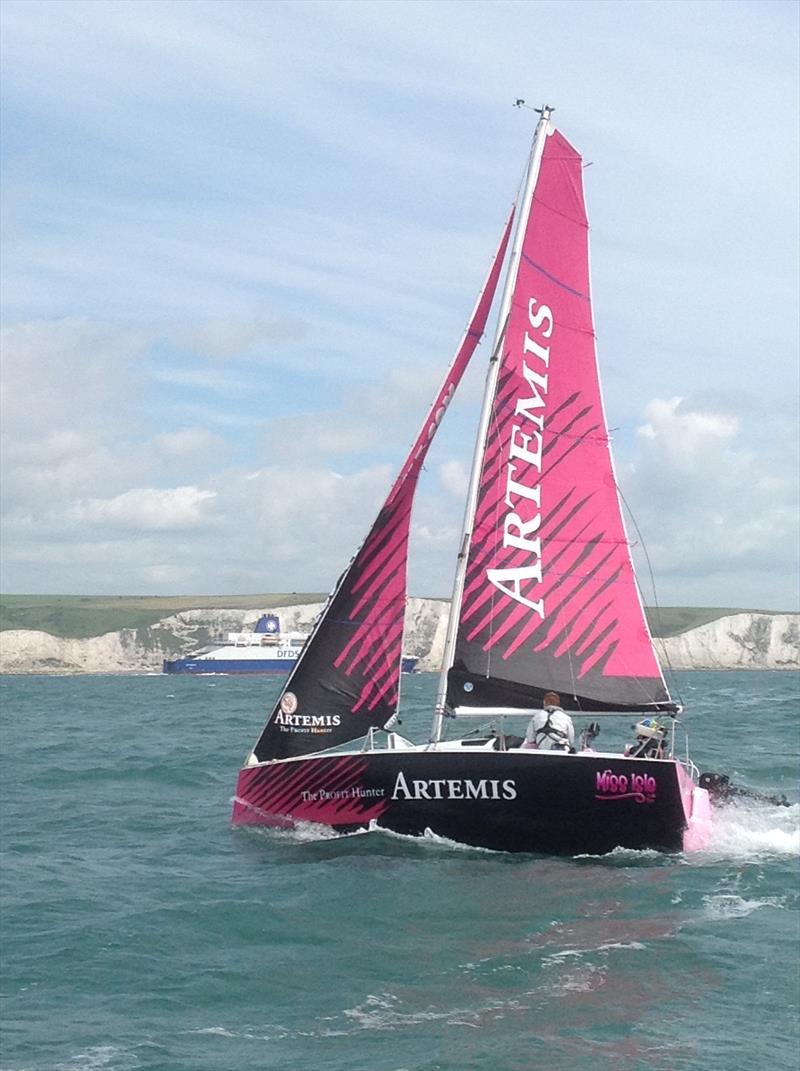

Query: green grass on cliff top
[0,593,327,639]
[0,593,780,640]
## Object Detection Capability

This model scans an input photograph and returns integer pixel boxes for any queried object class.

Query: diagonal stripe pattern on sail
[233,755,389,826]
[251,212,514,761]
[448,130,671,713]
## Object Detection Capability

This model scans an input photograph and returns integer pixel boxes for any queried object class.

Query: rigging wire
[617,484,685,711]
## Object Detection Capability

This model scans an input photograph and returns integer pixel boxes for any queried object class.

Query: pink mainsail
[251,210,514,761]
[447,129,673,713]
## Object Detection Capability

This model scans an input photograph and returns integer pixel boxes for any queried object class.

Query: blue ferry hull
[162,657,295,675]
[163,655,418,675]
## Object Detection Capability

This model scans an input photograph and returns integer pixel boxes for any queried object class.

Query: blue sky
[1,0,798,609]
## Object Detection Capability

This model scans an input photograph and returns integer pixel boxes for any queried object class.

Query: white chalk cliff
[0,603,796,674]
[656,612,798,671]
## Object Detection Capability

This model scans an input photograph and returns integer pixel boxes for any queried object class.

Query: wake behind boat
[232,108,713,855]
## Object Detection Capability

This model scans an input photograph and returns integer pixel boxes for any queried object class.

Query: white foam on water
[459,954,525,975]
[342,991,482,1031]
[235,817,354,844]
[542,940,647,968]
[701,800,800,861]
[276,819,357,843]
[363,822,500,854]
[193,1026,245,1038]
[534,939,647,1001]
[189,1025,286,1042]
[701,893,788,920]
[236,816,501,852]
[238,801,799,860]
[595,940,648,952]
[574,845,664,864]
[552,962,607,994]
[53,1047,139,1071]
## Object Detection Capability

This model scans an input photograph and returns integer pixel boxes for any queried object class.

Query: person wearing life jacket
[625,718,667,759]
[523,692,575,752]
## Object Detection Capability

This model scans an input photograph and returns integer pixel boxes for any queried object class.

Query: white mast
[430,106,554,744]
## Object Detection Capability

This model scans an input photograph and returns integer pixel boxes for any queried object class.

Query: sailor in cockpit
[625,718,667,759]
[522,691,575,752]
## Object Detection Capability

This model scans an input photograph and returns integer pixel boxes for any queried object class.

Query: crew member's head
[543,691,561,708]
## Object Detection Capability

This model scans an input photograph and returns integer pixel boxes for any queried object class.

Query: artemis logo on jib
[274,712,341,729]
[391,772,517,801]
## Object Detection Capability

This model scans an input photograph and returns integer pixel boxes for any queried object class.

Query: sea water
[0,670,797,1071]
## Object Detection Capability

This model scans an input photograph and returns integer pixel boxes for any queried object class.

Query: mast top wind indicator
[513,100,555,120]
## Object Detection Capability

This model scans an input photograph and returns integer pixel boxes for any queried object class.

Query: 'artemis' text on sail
[487,297,552,618]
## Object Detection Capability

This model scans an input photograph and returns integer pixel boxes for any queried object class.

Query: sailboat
[232,108,713,855]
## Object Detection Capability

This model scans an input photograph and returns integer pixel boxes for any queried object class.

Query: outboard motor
[700,771,790,807]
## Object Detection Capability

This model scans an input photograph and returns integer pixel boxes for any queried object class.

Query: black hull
[233,750,692,855]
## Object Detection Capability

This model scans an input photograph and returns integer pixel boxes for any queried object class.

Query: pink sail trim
[233,756,390,827]
[332,210,515,713]
[457,130,663,687]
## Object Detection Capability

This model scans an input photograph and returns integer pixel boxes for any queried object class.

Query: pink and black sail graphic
[446,128,674,714]
[252,211,514,761]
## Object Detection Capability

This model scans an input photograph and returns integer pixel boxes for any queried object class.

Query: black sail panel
[253,494,411,761]
[252,212,514,760]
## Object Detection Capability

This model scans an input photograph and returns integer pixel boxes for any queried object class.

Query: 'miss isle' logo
[596,769,657,804]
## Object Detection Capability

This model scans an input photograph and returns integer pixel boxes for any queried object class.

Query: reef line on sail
[249,210,515,762]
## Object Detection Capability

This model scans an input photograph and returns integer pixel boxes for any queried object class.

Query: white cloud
[69,486,216,531]
[269,413,380,459]
[266,363,470,462]
[623,396,799,609]
[635,396,739,467]
[150,427,225,465]
[180,318,306,359]
[206,462,393,573]
[0,319,234,504]
[0,0,797,607]
[140,563,199,588]
[0,319,145,439]
[439,459,469,500]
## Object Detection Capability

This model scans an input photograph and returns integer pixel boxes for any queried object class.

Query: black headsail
[249,211,514,762]
[440,118,675,718]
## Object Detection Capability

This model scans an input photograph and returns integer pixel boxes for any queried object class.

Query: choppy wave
[236,803,800,865]
[235,817,350,843]
[52,1047,139,1071]
[701,800,800,860]
[541,941,647,965]
[236,816,501,854]
[701,893,791,920]
[4,670,799,1071]
[573,845,667,865]
[363,821,500,853]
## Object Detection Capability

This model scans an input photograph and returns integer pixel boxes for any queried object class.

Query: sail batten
[251,210,515,761]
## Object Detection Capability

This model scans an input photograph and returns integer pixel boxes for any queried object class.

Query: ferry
[162,612,421,676]
[162,614,307,675]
